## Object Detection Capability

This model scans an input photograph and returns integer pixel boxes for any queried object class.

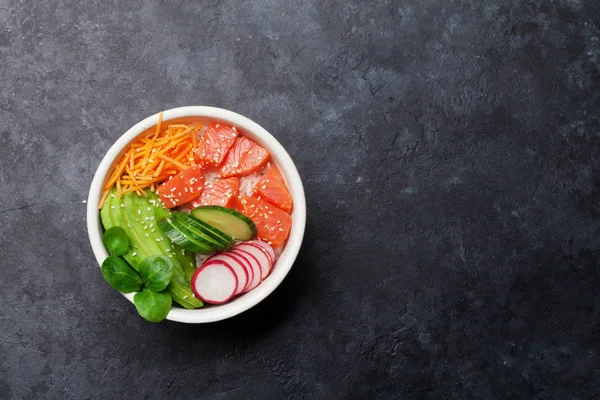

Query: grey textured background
[1,0,600,399]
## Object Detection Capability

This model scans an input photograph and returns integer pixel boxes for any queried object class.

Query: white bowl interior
[87,106,306,323]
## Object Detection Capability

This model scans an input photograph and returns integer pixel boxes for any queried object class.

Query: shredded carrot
[158,154,189,170]
[98,113,202,208]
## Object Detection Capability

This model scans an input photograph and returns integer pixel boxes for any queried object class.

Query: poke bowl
[87,106,306,323]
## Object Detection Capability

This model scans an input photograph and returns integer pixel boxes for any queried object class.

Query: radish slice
[230,249,261,292]
[234,244,271,280]
[244,240,276,265]
[205,253,249,295]
[191,262,238,304]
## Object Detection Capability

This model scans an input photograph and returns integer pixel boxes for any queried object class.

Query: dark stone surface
[1,0,600,398]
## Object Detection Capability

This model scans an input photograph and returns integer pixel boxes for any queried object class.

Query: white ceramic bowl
[87,106,306,323]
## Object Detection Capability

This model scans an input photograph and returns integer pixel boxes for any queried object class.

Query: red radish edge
[191,261,238,304]
[233,245,271,281]
[205,253,249,295]
[229,249,262,293]
[245,240,276,264]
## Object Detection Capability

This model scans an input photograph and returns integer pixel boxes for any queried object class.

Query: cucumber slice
[191,206,257,241]
[174,212,234,247]
[173,216,229,250]
[158,217,217,254]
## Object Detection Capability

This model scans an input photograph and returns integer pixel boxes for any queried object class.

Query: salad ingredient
[244,240,276,266]
[190,206,257,241]
[179,166,206,193]
[204,253,249,295]
[228,249,261,292]
[192,177,239,209]
[99,114,201,208]
[194,122,238,167]
[190,239,277,304]
[173,212,234,248]
[157,166,205,209]
[100,256,143,293]
[139,255,174,292]
[219,136,270,178]
[237,196,292,247]
[252,165,293,213]
[158,217,219,253]
[102,226,130,257]
[100,188,203,309]
[134,289,172,322]
[158,212,234,253]
[232,243,272,280]
[191,262,238,304]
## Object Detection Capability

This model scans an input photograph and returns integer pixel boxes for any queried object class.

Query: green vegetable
[100,188,203,310]
[102,226,130,256]
[100,256,143,293]
[139,255,173,292]
[133,289,172,322]
[174,212,235,247]
[157,212,235,254]
[158,217,221,253]
[191,206,257,241]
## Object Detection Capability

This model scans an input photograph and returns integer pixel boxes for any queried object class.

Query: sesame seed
[145,233,150,237]
[120,204,125,208]
[110,194,116,198]
[137,210,141,215]
[132,252,137,256]
[111,206,115,209]
[82,200,87,204]
[278,228,284,231]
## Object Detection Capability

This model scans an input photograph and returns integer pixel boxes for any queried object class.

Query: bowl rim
[87,106,306,323]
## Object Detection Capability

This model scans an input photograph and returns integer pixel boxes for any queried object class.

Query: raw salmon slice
[252,165,293,213]
[157,166,205,208]
[194,122,238,167]
[191,177,239,209]
[219,136,270,178]
[237,196,291,247]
